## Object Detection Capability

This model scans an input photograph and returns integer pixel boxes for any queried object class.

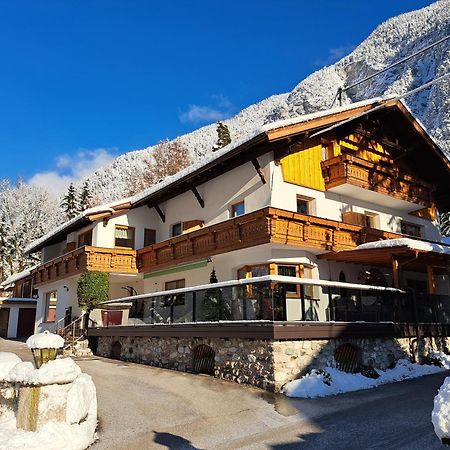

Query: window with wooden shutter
[144,229,156,247]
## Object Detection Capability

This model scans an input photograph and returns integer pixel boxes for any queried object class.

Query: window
[296,196,313,215]
[45,291,57,322]
[171,222,182,237]
[278,265,298,295]
[144,229,156,247]
[401,221,422,238]
[237,264,269,279]
[364,212,379,229]
[165,279,185,290]
[78,229,93,247]
[114,225,135,248]
[164,279,186,306]
[231,201,245,217]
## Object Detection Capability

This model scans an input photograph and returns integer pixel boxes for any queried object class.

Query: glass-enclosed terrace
[91,276,450,328]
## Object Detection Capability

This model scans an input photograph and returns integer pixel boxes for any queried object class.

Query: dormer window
[115,225,135,248]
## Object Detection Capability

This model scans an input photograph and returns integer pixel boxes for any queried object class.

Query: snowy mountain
[85,0,450,203]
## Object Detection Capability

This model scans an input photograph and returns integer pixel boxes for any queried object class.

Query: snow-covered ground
[283,352,450,399]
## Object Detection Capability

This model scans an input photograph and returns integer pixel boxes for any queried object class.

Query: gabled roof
[26,96,450,254]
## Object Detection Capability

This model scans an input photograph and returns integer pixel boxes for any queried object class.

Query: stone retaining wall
[95,335,450,392]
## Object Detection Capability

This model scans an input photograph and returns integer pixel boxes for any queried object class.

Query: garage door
[0,309,9,338]
[17,308,36,338]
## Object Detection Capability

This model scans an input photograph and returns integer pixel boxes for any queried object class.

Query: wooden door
[0,309,10,338]
[16,308,36,338]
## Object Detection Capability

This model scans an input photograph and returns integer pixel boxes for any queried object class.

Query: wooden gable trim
[266,103,381,142]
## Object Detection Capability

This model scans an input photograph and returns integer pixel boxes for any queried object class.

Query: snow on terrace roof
[356,238,450,255]
[26,96,407,254]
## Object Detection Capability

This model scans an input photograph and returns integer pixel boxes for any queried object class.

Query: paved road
[1,338,448,449]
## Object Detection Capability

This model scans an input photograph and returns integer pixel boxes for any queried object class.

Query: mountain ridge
[84,0,450,203]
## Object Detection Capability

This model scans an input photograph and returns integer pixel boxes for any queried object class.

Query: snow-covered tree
[212,122,231,152]
[78,181,92,212]
[0,179,61,282]
[125,140,191,195]
[440,212,450,237]
[61,183,79,220]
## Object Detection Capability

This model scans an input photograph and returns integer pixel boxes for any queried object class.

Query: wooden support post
[300,284,306,321]
[154,205,166,223]
[251,158,267,184]
[191,187,205,208]
[427,265,436,294]
[392,256,400,289]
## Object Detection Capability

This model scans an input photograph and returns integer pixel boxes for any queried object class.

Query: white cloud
[29,148,117,194]
[315,45,355,67]
[179,95,233,124]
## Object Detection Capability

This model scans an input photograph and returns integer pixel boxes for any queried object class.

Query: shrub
[77,271,109,312]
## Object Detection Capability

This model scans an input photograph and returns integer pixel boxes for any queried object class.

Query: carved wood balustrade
[321,154,434,207]
[31,246,137,286]
[137,207,401,274]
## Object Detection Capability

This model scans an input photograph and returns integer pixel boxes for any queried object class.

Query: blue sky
[0,0,433,191]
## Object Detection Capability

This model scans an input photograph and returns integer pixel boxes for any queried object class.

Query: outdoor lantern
[26,330,65,368]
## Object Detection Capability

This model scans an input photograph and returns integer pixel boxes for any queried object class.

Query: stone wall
[96,336,276,391]
[95,334,450,393]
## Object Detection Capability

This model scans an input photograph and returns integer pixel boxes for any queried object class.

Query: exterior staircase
[55,314,94,357]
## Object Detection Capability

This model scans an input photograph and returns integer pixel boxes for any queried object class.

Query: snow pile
[0,352,97,450]
[0,353,22,380]
[283,359,445,398]
[6,358,81,385]
[432,376,450,441]
[429,351,450,370]
[26,330,65,349]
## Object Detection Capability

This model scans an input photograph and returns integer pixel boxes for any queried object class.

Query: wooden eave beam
[251,158,266,184]
[153,205,166,223]
[191,187,205,208]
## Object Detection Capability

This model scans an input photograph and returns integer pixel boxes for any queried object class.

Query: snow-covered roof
[0,265,37,290]
[25,199,133,254]
[356,238,450,255]
[26,95,435,254]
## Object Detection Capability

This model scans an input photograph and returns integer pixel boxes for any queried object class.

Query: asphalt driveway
[1,338,448,449]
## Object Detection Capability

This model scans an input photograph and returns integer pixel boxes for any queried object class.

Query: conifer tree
[78,181,92,212]
[212,122,231,152]
[61,183,79,220]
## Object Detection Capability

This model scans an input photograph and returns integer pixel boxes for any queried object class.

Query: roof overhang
[318,245,450,274]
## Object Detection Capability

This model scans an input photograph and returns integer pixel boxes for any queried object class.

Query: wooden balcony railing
[137,207,401,274]
[321,154,433,207]
[32,246,137,286]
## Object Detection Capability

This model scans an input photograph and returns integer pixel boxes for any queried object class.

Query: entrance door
[16,308,36,338]
[0,309,10,338]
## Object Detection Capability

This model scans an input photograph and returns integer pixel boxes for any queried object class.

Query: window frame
[44,290,57,323]
[114,225,135,249]
[171,222,182,237]
[400,221,423,238]
[231,201,245,218]
[144,228,156,247]
[296,195,314,215]
[77,229,93,248]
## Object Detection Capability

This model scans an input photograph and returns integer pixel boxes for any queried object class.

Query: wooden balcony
[321,154,434,210]
[137,207,400,274]
[32,246,137,286]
